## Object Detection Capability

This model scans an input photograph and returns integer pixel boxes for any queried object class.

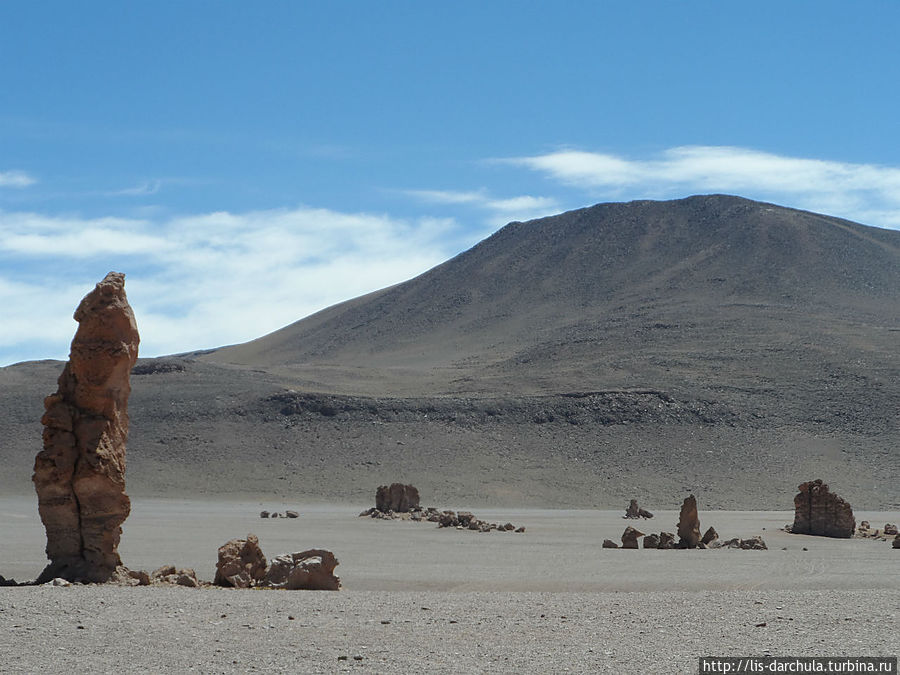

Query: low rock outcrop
[376,483,420,513]
[32,272,140,584]
[677,495,701,548]
[602,539,618,548]
[621,526,644,549]
[624,499,654,519]
[658,532,676,549]
[701,527,719,546]
[791,479,855,538]
[214,534,267,588]
[893,535,900,549]
[643,533,660,548]
[884,523,898,536]
[262,550,340,590]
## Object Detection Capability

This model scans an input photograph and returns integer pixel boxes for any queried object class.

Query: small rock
[285,510,299,519]
[260,511,270,519]
[602,539,618,549]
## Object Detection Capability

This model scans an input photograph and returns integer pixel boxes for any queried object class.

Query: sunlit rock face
[33,272,140,583]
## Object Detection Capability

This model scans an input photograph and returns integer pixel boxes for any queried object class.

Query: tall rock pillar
[33,272,140,583]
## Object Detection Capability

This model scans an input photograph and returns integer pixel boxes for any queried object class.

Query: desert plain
[2,497,898,673]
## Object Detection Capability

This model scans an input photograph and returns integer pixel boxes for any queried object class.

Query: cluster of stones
[358,482,526,533]
[214,534,340,590]
[624,499,654,519]
[603,495,767,550]
[259,510,299,519]
[856,521,898,542]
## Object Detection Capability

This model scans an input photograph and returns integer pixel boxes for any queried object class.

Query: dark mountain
[3,195,898,508]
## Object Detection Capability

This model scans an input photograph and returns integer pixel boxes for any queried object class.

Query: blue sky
[2,2,899,365]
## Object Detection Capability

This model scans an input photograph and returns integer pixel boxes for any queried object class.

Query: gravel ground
[1,587,897,674]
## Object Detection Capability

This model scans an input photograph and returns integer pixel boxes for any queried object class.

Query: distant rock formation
[32,272,140,583]
[791,479,855,538]
[263,550,341,590]
[658,532,676,549]
[677,495,701,548]
[375,483,420,513]
[884,523,897,536]
[602,539,618,548]
[621,526,644,549]
[643,533,660,548]
[214,534,268,588]
[624,499,654,519]
[701,527,719,546]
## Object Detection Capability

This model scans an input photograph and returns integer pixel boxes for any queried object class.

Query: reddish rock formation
[32,272,140,583]
[375,483,420,513]
[791,479,855,538]
[262,549,341,590]
[677,495,701,548]
[214,534,268,588]
[621,526,644,549]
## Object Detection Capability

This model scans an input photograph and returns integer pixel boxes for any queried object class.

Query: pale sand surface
[1,498,898,673]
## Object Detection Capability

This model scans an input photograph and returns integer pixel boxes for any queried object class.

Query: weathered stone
[503,523,515,531]
[884,523,898,535]
[152,564,177,578]
[285,510,299,519]
[438,511,458,527]
[621,526,644,549]
[33,272,140,584]
[515,527,526,533]
[740,536,768,550]
[893,535,900,549]
[658,532,676,549]
[643,533,660,548]
[859,520,870,530]
[791,479,855,538]
[601,539,619,548]
[375,483,420,513]
[701,527,719,545]
[214,534,268,588]
[260,511,270,518]
[677,495,701,549]
[457,512,475,527]
[624,499,655,519]
[262,549,340,590]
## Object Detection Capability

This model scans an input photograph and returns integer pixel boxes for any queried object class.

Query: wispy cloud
[105,180,162,196]
[505,146,900,229]
[0,170,37,188]
[404,188,559,226]
[0,205,471,364]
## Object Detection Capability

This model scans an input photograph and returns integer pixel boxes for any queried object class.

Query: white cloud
[405,188,559,226]
[0,206,470,364]
[505,146,900,230]
[0,170,37,188]
[105,180,162,196]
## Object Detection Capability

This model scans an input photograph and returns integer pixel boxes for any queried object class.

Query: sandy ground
[1,498,898,673]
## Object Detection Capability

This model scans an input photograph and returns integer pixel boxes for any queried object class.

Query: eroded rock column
[33,272,139,583]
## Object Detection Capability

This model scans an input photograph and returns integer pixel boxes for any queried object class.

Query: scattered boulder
[893,535,900,549]
[375,483,420,513]
[884,523,898,536]
[32,272,140,584]
[260,511,270,518]
[214,534,267,588]
[791,479,855,538]
[701,527,719,546]
[261,549,340,591]
[150,565,200,587]
[677,495,701,548]
[621,526,644,549]
[457,512,476,527]
[643,533,660,549]
[859,520,870,530]
[658,532,676,549]
[515,527,526,533]
[740,536,768,550]
[285,510,299,519]
[602,539,619,549]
